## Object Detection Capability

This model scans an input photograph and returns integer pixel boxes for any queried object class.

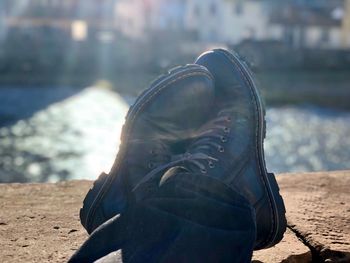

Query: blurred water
[0,87,129,183]
[0,87,349,183]
[265,107,350,173]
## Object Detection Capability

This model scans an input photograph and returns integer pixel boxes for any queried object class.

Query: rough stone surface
[0,181,90,262]
[0,171,349,262]
[252,229,311,263]
[278,170,350,262]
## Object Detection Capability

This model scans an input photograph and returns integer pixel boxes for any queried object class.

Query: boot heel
[266,172,287,246]
[80,172,108,233]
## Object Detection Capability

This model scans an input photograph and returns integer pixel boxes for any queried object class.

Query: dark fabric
[69,168,256,263]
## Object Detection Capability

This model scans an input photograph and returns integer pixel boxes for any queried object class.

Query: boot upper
[81,65,215,233]
[193,49,286,249]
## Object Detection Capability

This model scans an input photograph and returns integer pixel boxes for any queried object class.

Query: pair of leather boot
[72,49,286,262]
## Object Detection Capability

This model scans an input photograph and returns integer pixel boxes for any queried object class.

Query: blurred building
[185,0,274,43]
[116,0,271,43]
[116,0,350,50]
[1,0,350,50]
[269,0,348,49]
[116,0,186,40]
[343,0,350,47]
[0,0,119,42]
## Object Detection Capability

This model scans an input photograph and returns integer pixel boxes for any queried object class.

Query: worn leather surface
[85,65,215,233]
[195,49,280,249]
[126,70,215,189]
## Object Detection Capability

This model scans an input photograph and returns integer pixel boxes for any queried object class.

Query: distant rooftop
[270,4,343,27]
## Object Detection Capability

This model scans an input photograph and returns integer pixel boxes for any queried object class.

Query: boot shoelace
[133,109,232,192]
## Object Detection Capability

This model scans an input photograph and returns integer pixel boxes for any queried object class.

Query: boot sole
[80,64,213,233]
[213,49,287,249]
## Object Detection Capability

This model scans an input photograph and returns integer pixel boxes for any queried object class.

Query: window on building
[210,3,217,16]
[234,3,243,15]
[320,28,330,43]
[283,27,294,46]
[194,5,200,17]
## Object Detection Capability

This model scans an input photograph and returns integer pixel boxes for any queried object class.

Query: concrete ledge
[0,171,349,262]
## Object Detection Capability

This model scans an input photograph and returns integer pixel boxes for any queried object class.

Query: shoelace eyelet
[226,117,232,122]
[208,161,215,169]
[201,168,207,174]
[221,136,227,143]
[218,146,225,153]
[224,127,230,133]
[148,162,155,169]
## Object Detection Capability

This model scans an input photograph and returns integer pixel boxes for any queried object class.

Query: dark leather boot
[189,49,286,249]
[80,65,215,234]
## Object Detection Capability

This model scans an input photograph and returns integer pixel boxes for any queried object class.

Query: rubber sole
[79,172,109,233]
[213,49,287,249]
[80,64,213,233]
